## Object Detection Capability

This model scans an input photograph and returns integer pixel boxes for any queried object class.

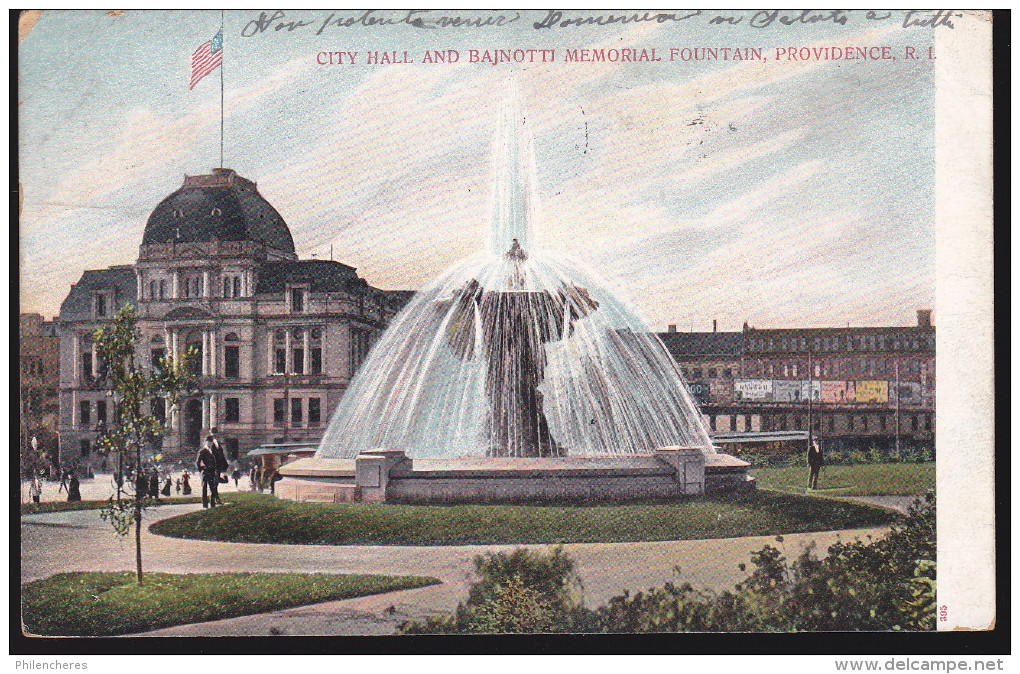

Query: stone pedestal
[654,446,707,495]
[354,449,411,502]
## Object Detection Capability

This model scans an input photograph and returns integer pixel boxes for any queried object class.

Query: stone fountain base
[275,448,753,504]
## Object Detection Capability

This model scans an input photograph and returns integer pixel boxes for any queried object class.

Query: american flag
[190,29,222,90]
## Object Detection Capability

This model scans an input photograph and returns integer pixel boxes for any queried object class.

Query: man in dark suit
[196,437,219,508]
[807,439,824,490]
[209,427,228,506]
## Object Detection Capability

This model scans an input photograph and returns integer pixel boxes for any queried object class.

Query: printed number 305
[939,605,949,622]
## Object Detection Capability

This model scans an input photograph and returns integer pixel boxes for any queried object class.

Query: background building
[20,313,60,474]
[56,169,411,470]
[659,310,935,453]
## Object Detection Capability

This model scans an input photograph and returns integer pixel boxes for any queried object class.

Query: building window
[911,415,919,432]
[233,277,241,298]
[274,348,287,375]
[309,397,321,425]
[96,294,108,317]
[293,348,305,374]
[224,398,240,423]
[350,328,372,374]
[96,400,107,430]
[79,400,91,428]
[291,398,303,424]
[291,288,305,313]
[151,347,165,369]
[152,398,166,424]
[185,333,203,376]
[80,439,91,458]
[729,415,737,431]
[149,280,157,300]
[223,277,231,298]
[311,347,323,374]
[273,399,286,426]
[828,416,835,432]
[225,345,240,378]
[925,415,932,432]
[81,348,93,380]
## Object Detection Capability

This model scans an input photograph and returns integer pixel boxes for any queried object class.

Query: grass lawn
[752,462,935,496]
[149,490,896,546]
[22,571,441,637]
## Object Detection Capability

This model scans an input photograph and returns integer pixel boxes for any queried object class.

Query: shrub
[401,491,936,633]
[400,547,586,634]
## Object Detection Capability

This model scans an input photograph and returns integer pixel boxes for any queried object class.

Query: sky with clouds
[19,10,937,331]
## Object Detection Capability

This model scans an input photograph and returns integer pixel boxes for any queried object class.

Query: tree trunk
[135,503,143,585]
[134,439,143,585]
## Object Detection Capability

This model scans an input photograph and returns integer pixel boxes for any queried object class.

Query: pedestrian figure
[59,470,68,494]
[149,469,160,500]
[181,471,192,495]
[197,437,220,508]
[161,475,172,497]
[67,474,81,502]
[29,476,42,504]
[209,428,228,506]
[269,468,282,495]
[807,439,824,490]
[175,478,182,495]
[135,470,148,500]
[231,467,241,488]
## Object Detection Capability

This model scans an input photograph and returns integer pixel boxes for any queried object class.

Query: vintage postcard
[16,9,997,650]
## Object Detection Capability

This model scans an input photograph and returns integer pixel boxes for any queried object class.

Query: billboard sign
[734,379,772,401]
[890,381,922,405]
[821,380,856,403]
[856,380,889,404]
[686,381,711,404]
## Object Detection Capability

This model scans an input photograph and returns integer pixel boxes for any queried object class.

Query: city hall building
[56,169,411,468]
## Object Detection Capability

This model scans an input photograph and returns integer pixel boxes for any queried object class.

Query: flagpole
[220,10,225,168]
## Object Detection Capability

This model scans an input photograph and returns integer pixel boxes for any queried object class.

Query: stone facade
[20,313,60,472]
[56,169,411,470]
[659,310,936,450]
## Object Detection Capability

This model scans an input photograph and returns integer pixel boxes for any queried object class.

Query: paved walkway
[20,469,254,505]
[20,501,891,636]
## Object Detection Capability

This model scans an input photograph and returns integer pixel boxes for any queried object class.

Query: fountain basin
[276,449,754,504]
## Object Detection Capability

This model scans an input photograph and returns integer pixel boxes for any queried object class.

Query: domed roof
[142,169,295,255]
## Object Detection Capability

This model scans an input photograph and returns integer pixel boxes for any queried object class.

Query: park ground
[20,462,933,636]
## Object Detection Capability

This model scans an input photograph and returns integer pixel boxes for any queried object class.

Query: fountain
[277,82,753,503]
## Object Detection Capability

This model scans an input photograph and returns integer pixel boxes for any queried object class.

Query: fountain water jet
[278,82,751,502]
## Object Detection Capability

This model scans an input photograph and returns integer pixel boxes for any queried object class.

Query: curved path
[21,503,890,636]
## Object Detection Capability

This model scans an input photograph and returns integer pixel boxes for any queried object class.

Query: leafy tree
[93,304,197,585]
